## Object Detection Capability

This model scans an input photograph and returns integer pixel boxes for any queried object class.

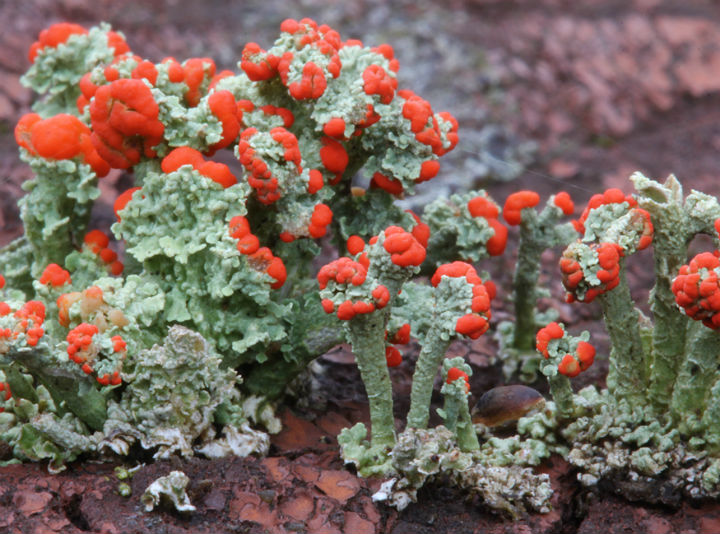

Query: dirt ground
[3,0,720,532]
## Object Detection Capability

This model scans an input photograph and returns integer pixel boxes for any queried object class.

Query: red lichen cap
[558,354,581,378]
[431,261,482,287]
[39,264,72,287]
[468,196,499,220]
[346,235,366,256]
[247,247,286,289]
[382,226,426,267]
[28,23,88,63]
[446,367,470,392]
[90,78,165,169]
[15,113,111,177]
[485,219,508,257]
[114,187,141,221]
[308,204,333,238]
[363,64,395,104]
[503,191,540,226]
[207,90,241,152]
[84,230,110,254]
[560,243,623,303]
[389,323,411,345]
[370,172,404,196]
[162,147,237,188]
[673,252,720,329]
[317,257,367,290]
[0,381,12,412]
[240,42,280,81]
[574,188,637,234]
[385,346,402,367]
[535,322,565,358]
[406,210,430,248]
[553,191,574,216]
[455,314,489,339]
[575,341,596,371]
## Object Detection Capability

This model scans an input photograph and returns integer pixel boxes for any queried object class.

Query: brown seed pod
[471,385,545,427]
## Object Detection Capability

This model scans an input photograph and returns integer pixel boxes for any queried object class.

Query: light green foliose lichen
[19,153,100,275]
[0,383,97,473]
[113,165,292,363]
[103,326,267,459]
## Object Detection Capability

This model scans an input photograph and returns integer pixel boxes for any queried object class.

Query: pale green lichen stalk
[405,262,492,429]
[322,227,425,460]
[561,188,654,405]
[503,191,577,352]
[438,358,479,452]
[534,322,595,420]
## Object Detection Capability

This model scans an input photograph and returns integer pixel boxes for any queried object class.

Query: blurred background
[4,0,720,247]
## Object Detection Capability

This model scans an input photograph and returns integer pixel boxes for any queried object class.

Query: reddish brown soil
[3,1,720,532]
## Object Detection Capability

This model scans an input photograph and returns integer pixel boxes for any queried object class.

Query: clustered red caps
[573,188,637,234]
[308,204,333,238]
[503,191,540,226]
[83,230,124,275]
[431,261,493,339]
[245,247,287,290]
[28,22,129,63]
[381,226,426,268]
[535,322,596,378]
[560,242,623,303]
[467,194,507,257]
[15,113,110,177]
[672,252,720,329]
[236,127,303,204]
[239,18,456,195]
[1,300,46,348]
[66,323,124,385]
[317,257,390,320]
[89,78,165,169]
[228,216,260,255]
[446,367,470,393]
[399,90,458,158]
[384,323,411,368]
[241,18,341,98]
[162,147,237,189]
[535,322,564,359]
[39,264,72,287]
